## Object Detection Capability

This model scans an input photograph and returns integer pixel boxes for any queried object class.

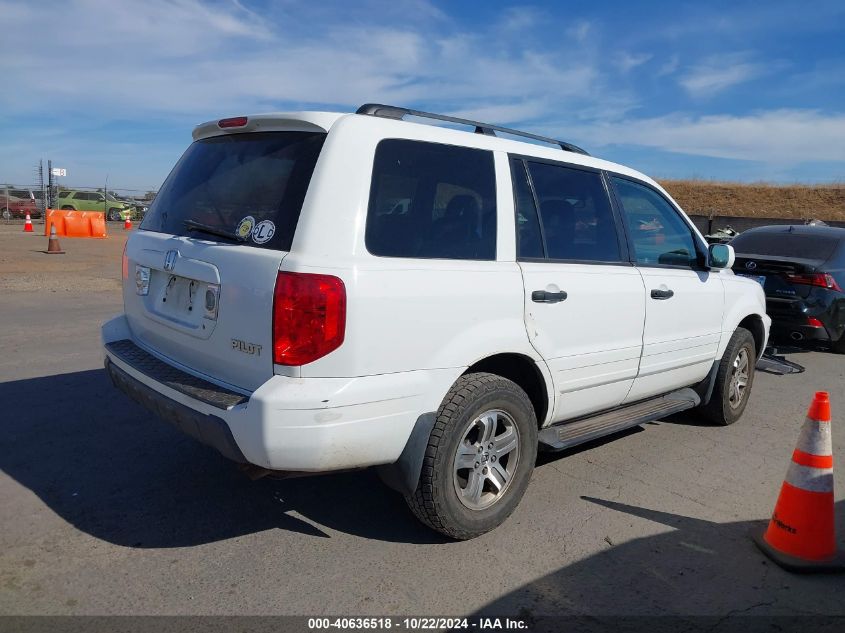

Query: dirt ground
[660,180,845,221]
[0,223,126,293]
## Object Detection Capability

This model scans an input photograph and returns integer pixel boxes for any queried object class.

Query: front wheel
[406,373,537,540]
[107,208,121,221]
[1,208,10,220]
[699,327,756,426]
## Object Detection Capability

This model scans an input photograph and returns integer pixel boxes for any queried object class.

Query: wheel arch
[738,313,766,359]
[463,352,552,428]
[378,352,553,497]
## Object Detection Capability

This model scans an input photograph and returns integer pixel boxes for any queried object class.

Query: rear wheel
[1,208,10,220]
[406,373,537,540]
[699,327,756,426]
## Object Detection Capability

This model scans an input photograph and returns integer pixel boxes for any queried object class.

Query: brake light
[273,272,346,365]
[218,116,248,129]
[807,317,824,327]
[785,273,842,292]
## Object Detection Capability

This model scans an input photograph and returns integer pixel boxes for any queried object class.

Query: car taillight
[273,271,346,366]
[807,317,824,327]
[785,273,842,292]
[218,116,248,128]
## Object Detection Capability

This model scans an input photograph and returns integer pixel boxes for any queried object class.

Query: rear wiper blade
[183,219,246,243]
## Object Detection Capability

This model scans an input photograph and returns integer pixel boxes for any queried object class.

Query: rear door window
[141,131,326,250]
[365,140,496,260]
[517,160,621,262]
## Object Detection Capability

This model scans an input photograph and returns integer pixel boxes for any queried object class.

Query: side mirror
[708,243,735,269]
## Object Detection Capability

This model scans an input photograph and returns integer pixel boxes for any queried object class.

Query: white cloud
[567,20,592,43]
[574,109,845,163]
[616,52,653,73]
[657,54,680,77]
[0,0,604,120]
[678,53,766,96]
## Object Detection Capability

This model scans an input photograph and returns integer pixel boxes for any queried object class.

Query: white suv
[102,104,770,539]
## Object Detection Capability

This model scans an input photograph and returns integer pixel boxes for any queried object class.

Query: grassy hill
[658,180,845,221]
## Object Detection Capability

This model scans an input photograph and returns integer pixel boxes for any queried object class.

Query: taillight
[218,116,248,129]
[807,317,824,327]
[273,272,346,366]
[785,273,842,292]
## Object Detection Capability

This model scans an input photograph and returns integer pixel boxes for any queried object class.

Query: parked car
[109,193,149,219]
[102,105,769,539]
[731,225,845,353]
[57,190,133,221]
[1,187,40,219]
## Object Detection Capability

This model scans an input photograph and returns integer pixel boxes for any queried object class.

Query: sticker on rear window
[236,216,255,240]
[252,220,276,244]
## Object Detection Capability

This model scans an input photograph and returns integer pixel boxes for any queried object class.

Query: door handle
[650,288,675,300]
[532,290,568,303]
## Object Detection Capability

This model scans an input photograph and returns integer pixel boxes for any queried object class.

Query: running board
[538,388,700,452]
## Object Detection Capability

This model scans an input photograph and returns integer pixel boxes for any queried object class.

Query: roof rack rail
[356,103,589,156]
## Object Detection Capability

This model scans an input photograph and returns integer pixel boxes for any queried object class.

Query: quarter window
[611,177,698,268]
[366,140,497,260]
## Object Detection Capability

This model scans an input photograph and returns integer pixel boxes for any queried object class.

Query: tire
[831,332,845,355]
[1,208,9,220]
[406,372,538,540]
[699,327,756,426]
[108,208,120,221]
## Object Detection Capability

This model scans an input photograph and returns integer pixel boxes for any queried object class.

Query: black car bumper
[769,321,830,342]
[105,356,247,463]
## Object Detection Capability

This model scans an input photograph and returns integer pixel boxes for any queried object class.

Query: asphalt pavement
[1,225,844,619]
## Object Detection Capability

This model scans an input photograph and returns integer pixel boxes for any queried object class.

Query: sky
[1,0,844,191]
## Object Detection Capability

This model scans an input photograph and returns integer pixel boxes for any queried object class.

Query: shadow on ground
[473,497,845,628]
[0,369,445,547]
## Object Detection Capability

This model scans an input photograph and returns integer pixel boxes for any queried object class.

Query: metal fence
[1,182,156,225]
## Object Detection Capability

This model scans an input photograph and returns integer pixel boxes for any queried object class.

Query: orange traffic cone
[752,391,843,572]
[45,224,65,254]
[23,213,33,232]
[124,216,132,230]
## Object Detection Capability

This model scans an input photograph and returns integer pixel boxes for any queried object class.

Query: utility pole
[47,159,53,209]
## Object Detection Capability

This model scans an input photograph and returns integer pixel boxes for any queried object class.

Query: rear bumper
[101,315,459,471]
[770,321,830,342]
[105,357,247,462]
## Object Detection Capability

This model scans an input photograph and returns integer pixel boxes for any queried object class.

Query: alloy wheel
[728,347,750,409]
[453,409,520,510]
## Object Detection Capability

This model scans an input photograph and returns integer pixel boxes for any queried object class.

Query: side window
[366,140,496,260]
[525,161,621,262]
[611,177,698,268]
[509,158,544,259]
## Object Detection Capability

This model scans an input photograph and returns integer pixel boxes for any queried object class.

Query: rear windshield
[731,230,839,262]
[141,131,326,250]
